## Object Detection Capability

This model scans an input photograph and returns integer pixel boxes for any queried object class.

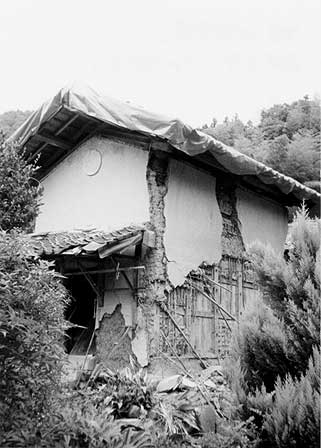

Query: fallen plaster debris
[181,377,197,389]
[153,365,231,433]
[76,360,233,437]
[199,365,224,380]
[203,379,216,389]
[156,374,183,393]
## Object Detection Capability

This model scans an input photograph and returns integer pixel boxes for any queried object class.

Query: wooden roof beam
[55,113,79,136]
[28,114,79,162]
[36,134,73,151]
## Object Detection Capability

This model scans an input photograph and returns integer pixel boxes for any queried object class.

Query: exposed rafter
[28,113,80,163]
[36,134,73,151]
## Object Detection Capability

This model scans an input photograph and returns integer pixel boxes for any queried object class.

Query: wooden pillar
[213,265,220,354]
[236,260,243,323]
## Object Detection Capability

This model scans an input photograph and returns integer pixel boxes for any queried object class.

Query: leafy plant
[261,347,320,448]
[227,208,320,447]
[199,418,258,448]
[0,134,42,232]
[248,207,320,375]
[81,366,155,419]
[0,110,32,137]
[227,298,290,393]
[0,232,70,443]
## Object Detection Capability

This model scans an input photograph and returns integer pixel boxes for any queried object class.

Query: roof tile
[25,224,145,258]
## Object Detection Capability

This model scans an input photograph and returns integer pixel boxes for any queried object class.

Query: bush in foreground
[0,233,69,444]
[226,208,320,447]
[0,134,41,232]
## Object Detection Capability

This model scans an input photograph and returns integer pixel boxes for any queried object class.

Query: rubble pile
[77,363,234,444]
[154,365,234,434]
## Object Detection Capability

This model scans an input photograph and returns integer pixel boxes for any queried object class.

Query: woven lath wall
[159,177,263,360]
[159,257,260,360]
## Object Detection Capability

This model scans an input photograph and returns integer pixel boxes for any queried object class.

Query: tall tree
[201,96,321,189]
[228,209,320,447]
[0,134,41,232]
[0,110,32,137]
[0,132,68,446]
[204,114,246,146]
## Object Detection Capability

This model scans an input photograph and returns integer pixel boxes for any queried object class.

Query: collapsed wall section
[80,146,171,370]
[94,150,287,371]
[157,170,248,366]
[95,269,149,369]
[96,304,134,371]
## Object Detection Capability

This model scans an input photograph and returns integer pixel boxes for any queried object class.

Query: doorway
[65,274,96,355]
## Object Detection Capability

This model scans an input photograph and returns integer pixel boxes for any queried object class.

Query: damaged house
[12,83,320,377]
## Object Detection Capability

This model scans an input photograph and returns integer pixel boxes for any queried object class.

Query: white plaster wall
[236,187,288,253]
[36,136,149,232]
[164,160,222,287]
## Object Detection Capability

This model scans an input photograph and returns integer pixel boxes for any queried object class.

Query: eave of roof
[24,225,145,258]
[10,82,320,206]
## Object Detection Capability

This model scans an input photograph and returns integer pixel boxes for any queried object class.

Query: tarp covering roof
[11,82,320,205]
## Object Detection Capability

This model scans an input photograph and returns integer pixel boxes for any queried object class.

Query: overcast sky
[1,0,320,127]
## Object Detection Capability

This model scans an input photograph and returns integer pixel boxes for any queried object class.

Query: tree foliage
[0,109,32,137]
[0,134,41,232]
[226,208,320,447]
[0,126,69,445]
[202,96,321,188]
[263,347,320,448]
[0,233,70,443]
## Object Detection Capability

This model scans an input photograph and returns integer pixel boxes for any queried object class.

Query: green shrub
[227,207,320,447]
[0,232,69,443]
[0,135,41,232]
[262,347,320,448]
[39,399,153,448]
[199,417,258,448]
[228,297,290,393]
[248,207,320,376]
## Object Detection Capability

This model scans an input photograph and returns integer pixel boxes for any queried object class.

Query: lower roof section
[24,224,145,259]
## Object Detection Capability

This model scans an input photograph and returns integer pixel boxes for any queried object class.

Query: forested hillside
[0,110,32,137]
[202,96,320,190]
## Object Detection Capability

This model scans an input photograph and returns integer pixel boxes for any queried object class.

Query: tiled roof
[25,224,145,258]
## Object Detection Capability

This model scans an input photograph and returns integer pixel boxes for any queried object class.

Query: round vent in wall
[82,149,102,176]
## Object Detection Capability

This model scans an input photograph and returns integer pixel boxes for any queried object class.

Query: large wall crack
[141,149,170,358]
[216,177,245,259]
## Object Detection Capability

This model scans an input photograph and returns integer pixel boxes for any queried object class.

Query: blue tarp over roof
[11,82,320,205]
